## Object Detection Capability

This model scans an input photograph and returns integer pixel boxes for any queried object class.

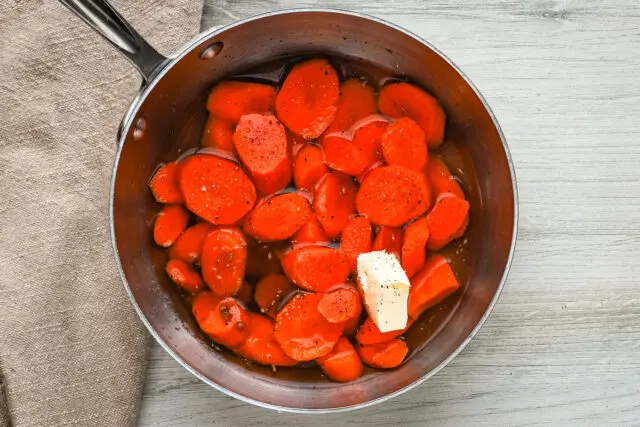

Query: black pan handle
[58,0,167,83]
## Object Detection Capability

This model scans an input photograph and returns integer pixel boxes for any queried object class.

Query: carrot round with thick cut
[372,226,403,259]
[169,222,215,265]
[313,173,358,238]
[356,165,431,227]
[291,216,329,246]
[274,293,344,361]
[293,144,328,191]
[352,120,387,171]
[192,292,251,347]
[428,215,469,252]
[378,82,446,149]
[281,246,350,292]
[233,113,291,195]
[358,338,408,369]
[236,313,298,366]
[316,336,364,382]
[408,255,460,320]
[179,154,256,225]
[153,205,190,247]
[426,193,470,250]
[322,79,377,138]
[244,193,311,242]
[149,162,184,204]
[206,80,276,123]
[318,287,361,324]
[165,259,205,293]
[201,227,247,297]
[427,154,465,200]
[381,117,428,171]
[254,273,297,318]
[275,58,340,140]
[201,116,235,153]
[356,317,414,346]
[321,135,370,176]
[401,216,429,278]
[340,216,372,272]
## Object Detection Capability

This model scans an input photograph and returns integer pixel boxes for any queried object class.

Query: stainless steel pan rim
[103,8,518,414]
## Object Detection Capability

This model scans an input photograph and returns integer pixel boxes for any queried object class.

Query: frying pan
[59,0,518,413]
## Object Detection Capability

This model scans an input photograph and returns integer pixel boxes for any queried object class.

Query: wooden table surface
[139,1,640,425]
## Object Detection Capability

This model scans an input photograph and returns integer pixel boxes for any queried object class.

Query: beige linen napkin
[0,1,203,425]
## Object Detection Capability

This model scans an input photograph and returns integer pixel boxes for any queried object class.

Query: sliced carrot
[244,193,311,242]
[313,173,357,238]
[408,255,460,320]
[316,336,364,382]
[293,144,328,191]
[378,82,446,149]
[426,193,470,250]
[274,293,344,361]
[192,292,251,347]
[165,259,205,293]
[356,317,414,346]
[236,313,298,366]
[201,227,247,297]
[149,162,184,204]
[322,79,377,138]
[358,338,408,369]
[281,246,350,292]
[428,215,469,251]
[381,117,428,171]
[321,134,370,176]
[372,226,403,259]
[254,274,296,318]
[206,80,276,123]
[233,113,291,195]
[318,288,361,323]
[237,280,253,307]
[291,216,330,246]
[426,154,465,200]
[401,216,429,278]
[245,238,284,277]
[169,222,216,265]
[275,59,340,139]
[340,216,372,272]
[201,116,235,153]
[356,165,431,227]
[352,120,387,171]
[179,154,256,225]
[153,205,190,247]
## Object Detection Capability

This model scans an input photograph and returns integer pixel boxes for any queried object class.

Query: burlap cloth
[0,1,203,425]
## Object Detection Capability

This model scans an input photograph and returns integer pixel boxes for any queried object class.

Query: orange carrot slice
[153,205,190,247]
[313,172,357,238]
[356,317,414,346]
[244,193,311,242]
[275,59,340,139]
[169,222,216,265]
[378,82,446,149]
[291,216,330,246]
[201,227,247,297]
[426,193,470,250]
[428,215,469,251]
[281,246,350,292]
[206,80,276,123]
[381,117,428,171]
[322,79,377,138]
[165,259,205,293]
[179,154,256,225]
[236,313,298,366]
[321,134,371,176]
[340,216,372,272]
[358,338,408,369]
[254,273,297,318]
[318,288,361,323]
[426,154,465,200]
[293,144,328,191]
[352,120,387,171]
[317,336,363,382]
[201,116,235,153]
[149,162,184,204]
[408,255,460,320]
[372,226,403,259]
[192,292,251,347]
[401,216,429,278]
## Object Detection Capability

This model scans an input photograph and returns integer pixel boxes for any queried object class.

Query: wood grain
[139,0,640,425]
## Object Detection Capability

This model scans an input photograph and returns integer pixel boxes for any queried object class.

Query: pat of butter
[357,250,410,333]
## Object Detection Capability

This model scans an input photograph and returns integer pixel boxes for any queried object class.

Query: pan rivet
[133,117,146,140]
[199,42,223,60]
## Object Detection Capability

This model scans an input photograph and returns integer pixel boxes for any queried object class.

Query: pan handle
[58,0,167,83]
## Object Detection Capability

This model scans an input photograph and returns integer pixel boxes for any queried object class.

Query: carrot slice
[358,338,408,369]
[149,162,184,204]
[426,193,470,250]
[321,135,371,176]
[426,154,465,200]
[165,259,205,293]
[201,116,235,153]
[317,336,364,382]
[281,246,350,292]
[428,215,469,251]
[153,205,190,247]
[274,293,343,361]
[378,82,446,149]
[179,154,256,225]
[372,226,403,259]
[233,113,291,195]
[169,222,216,265]
[313,173,357,238]
[356,165,431,227]
[236,313,298,366]
[244,193,311,242]
[201,227,247,297]
[352,120,387,171]
[245,238,284,277]
[237,280,253,307]
[401,216,429,278]
[206,80,276,123]
[254,274,296,318]
[408,255,460,320]
[192,292,251,347]
[293,144,328,191]
[340,216,372,272]
[318,288,361,323]
[291,216,330,246]
[356,317,414,346]
[381,117,428,171]
[322,79,377,138]
[275,59,340,139]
